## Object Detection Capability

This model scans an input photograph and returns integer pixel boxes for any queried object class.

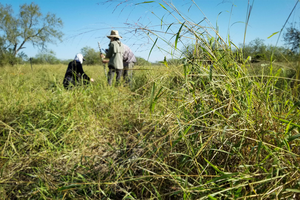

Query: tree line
[0,2,152,66]
[27,46,151,66]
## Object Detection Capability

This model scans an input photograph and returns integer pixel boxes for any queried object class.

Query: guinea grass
[1,2,300,200]
[1,57,300,199]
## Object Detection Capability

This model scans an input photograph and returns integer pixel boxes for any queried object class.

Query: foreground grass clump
[1,60,300,199]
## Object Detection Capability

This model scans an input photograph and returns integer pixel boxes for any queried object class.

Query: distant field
[248,60,297,75]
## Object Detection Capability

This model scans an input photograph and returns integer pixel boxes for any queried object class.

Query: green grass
[1,0,300,198]
[1,60,300,199]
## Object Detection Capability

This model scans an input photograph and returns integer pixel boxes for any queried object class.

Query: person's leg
[127,62,134,85]
[123,65,129,83]
[107,66,115,86]
[116,69,123,86]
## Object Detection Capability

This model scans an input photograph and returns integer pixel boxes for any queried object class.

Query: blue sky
[1,0,299,62]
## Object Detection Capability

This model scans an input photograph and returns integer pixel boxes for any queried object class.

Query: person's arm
[101,43,114,63]
[82,72,94,82]
[101,54,109,63]
[77,62,93,82]
[105,43,114,58]
[129,50,136,63]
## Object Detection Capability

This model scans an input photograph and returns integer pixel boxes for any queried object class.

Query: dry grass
[0,61,300,199]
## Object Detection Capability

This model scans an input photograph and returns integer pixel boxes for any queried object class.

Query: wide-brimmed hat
[107,30,122,39]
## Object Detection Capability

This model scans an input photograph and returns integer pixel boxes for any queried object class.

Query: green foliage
[182,39,216,65]
[31,50,60,64]
[284,23,300,54]
[0,36,24,66]
[241,38,296,62]
[2,1,300,199]
[81,46,101,65]
[167,58,182,66]
[135,56,151,66]
[0,2,63,66]
[1,55,300,199]
[60,59,73,65]
[182,36,297,64]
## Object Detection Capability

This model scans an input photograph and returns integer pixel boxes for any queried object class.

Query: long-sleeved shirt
[123,44,136,67]
[63,60,90,89]
[105,40,124,69]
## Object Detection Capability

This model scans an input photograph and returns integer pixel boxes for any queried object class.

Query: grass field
[1,60,300,199]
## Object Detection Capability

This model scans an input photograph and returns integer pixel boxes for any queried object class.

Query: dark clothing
[107,65,123,86]
[63,60,90,89]
[123,62,134,86]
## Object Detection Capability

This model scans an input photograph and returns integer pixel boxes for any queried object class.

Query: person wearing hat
[63,53,94,89]
[101,30,124,86]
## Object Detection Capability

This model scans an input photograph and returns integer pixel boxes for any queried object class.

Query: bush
[81,46,102,65]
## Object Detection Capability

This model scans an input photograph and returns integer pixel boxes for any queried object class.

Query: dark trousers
[123,62,134,86]
[108,65,123,86]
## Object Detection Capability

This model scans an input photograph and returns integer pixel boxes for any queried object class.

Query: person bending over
[122,44,136,86]
[63,53,94,89]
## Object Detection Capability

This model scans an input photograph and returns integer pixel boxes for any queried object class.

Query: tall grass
[1,1,300,199]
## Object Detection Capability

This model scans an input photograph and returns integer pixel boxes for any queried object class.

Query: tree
[283,23,300,54]
[135,57,151,66]
[238,38,267,61]
[249,38,266,53]
[0,36,24,66]
[0,2,63,58]
[181,40,218,65]
[81,46,101,65]
[32,50,60,64]
[248,38,267,60]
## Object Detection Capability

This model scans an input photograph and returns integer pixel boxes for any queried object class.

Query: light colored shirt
[123,44,136,65]
[105,40,124,69]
